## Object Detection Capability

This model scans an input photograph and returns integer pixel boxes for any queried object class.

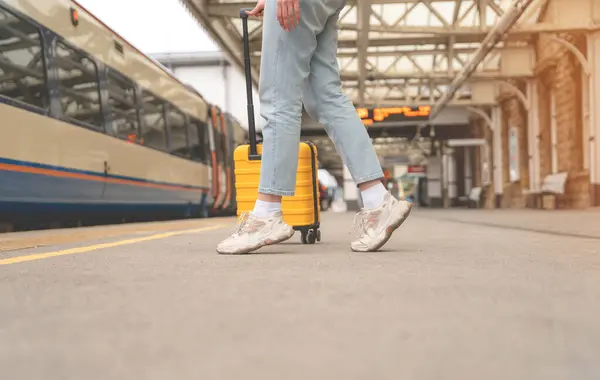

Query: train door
[211,106,226,211]
[187,117,211,217]
[226,115,238,214]
[206,106,219,209]
[220,112,233,212]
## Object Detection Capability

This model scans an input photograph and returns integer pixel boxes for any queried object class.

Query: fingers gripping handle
[240,8,259,158]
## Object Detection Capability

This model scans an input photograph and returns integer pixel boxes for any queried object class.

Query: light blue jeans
[258,0,383,196]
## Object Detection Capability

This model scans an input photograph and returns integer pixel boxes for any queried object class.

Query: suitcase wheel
[301,228,318,244]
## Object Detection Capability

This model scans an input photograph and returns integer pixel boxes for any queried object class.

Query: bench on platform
[467,187,483,208]
[523,172,568,209]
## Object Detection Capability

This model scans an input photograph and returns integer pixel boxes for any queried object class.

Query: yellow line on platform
[0,224,225,266]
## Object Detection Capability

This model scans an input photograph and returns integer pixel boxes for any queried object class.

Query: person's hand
[277,0,300,31]
[246,0,265,17]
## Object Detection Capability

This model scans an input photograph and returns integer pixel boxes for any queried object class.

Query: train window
[107,70,139,142]
[141,92,167,150]
[166,106,188,157]
[0,7,47,109]
[199,121,211,164]
[187,119,199,161]
[55,40,103,130]
[188,118,208,164]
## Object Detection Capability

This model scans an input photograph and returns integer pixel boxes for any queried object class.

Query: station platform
[1,209,600,379]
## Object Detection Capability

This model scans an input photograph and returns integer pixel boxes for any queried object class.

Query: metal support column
[356,0,371,108]
[492,106,503,207]
[442,149,449,208]
[588,31,600,205]
[464,147,473,194]
[582,61,591,172]
[526,79,541,191]
[550,90,558,174]
[445,147,457,208]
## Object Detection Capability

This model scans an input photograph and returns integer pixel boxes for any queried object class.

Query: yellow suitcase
[234,9,321,244]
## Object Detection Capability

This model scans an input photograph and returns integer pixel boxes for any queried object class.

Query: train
[0,0,249,230]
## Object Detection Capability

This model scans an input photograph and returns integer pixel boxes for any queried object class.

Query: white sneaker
[216,211,294,254]
[351,192,412,252]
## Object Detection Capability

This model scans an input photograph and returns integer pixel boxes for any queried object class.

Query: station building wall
[535,32,590,209]
[470,28,597,209]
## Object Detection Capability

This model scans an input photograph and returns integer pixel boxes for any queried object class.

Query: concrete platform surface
[417,207,600,239]
[1,210,600,380]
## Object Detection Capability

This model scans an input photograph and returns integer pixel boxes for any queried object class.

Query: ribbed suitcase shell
[234,142,320,228]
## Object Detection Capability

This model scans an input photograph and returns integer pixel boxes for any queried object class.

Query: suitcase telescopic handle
[240,8,260,159]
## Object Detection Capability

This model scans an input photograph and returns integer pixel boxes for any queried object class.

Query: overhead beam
[340,71,532,81]
[206,0,464,17]
[248,35,467,51]
[253,44,503,57]
[335,22,592,35]
[250,33,533,51]
[348,100,497,108]
[337,47,482,57]
[349,99,496,108]
[341,78,506,87]
[337,44,530,57]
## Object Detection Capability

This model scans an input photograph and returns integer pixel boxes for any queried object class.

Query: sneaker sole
[351,202,412,252]
[217,229,295,255]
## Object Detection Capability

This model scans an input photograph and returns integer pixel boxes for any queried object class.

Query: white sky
[77,0,219,54]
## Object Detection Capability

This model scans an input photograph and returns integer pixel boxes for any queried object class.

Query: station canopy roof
[181,0,545,109]
[180,0,547,173]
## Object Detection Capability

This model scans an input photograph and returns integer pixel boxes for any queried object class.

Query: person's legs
[302,7,412,252]
[217,0,336,254]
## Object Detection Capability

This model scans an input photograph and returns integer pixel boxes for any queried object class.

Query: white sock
[361,183,387,210]
[252,199,282,218]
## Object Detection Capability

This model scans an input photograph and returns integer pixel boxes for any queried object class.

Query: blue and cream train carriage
[0,0,247,227]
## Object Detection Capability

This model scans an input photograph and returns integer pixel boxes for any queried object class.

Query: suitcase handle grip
[239,8,252,18]
[240,8,261,160]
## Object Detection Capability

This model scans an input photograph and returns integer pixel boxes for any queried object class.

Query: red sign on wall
[408,165,425,173]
